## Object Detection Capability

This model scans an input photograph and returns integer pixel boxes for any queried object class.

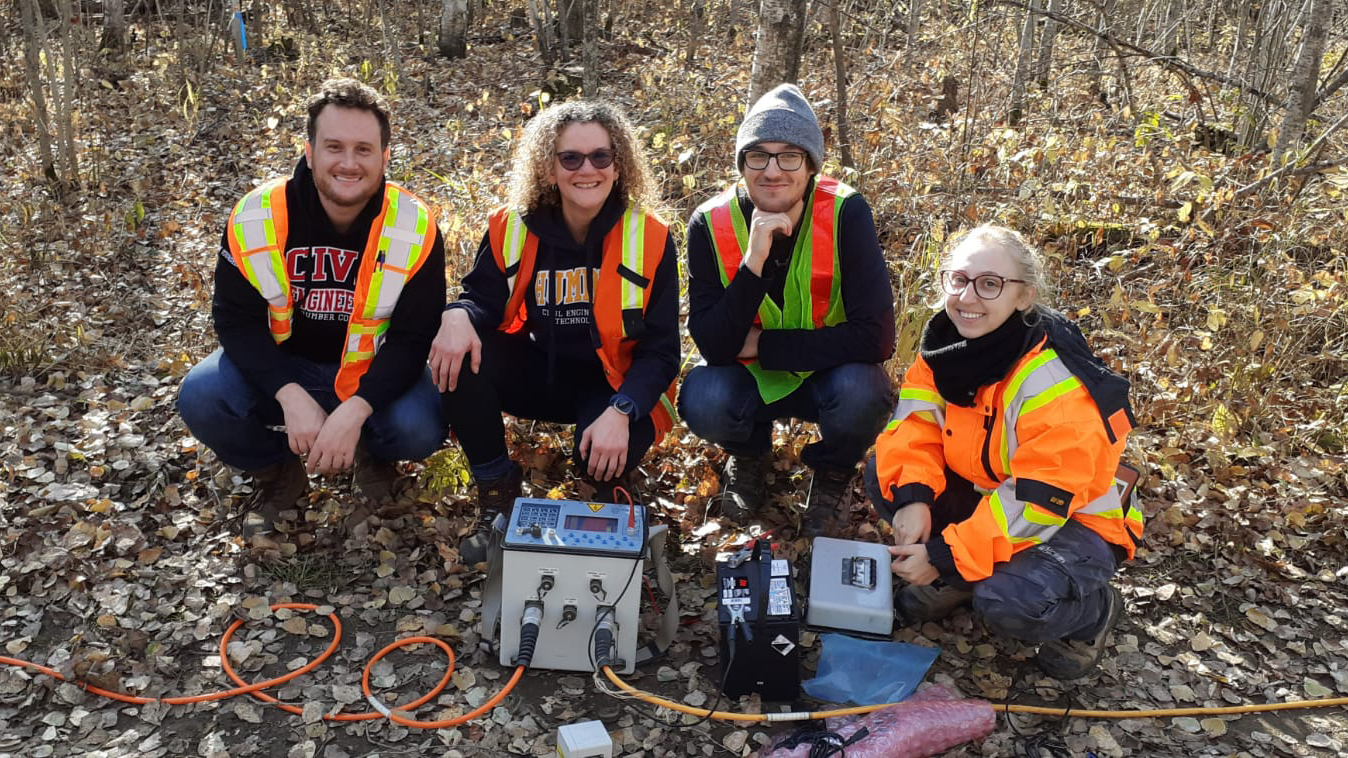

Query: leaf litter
[2,2,1348,758]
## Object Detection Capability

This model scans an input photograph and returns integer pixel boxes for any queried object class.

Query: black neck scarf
[920,309,1043,407]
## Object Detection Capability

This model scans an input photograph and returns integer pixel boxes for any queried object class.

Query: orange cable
[0,602,521,727]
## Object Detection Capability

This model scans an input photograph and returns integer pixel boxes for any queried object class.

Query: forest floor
[3,3,1348,757]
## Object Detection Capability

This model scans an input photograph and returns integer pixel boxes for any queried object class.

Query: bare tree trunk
[906,0,922,49]
[1088,0,1114,102]
[1160,0,1182,56]
[557,0,582,59]
[438,0,468,58]
[229,0,246,59]
[18,0,57,185]
[1272,0,1326,165]
[379,0,406,86]
[102,0,127,51]
[52,0,80,187]
[686,0,706,68]
[748,0,808,104]
[527,0,557,65]
[582,0,598,95]
[1008,0,1039,125]
[829,0,854,168]
[1033,0,1061,89]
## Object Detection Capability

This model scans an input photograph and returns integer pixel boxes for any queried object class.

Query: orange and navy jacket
[448,195,680,438]
[875,337,1143,584]
[213,157,445,410]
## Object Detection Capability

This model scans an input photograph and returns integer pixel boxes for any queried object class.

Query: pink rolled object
[758,686,996,758]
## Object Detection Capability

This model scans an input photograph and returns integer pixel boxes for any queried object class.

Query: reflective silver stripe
[368,185,431,319]
[891,386,946,427]
[231,186,287,306]
[1075,488,1126,517]
[993,350,1124,543]
[990,477,1066,546]
[999,351,1075,473]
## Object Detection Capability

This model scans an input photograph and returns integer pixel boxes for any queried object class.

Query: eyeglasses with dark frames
[556,149,615,170]
[940,270,1027,300]
[743,149,807,172]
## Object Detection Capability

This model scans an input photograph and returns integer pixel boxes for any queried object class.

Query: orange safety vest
[486,205,679,439]
[225,178,437,401]
[875,337,1144,583]
[695,176,853,403]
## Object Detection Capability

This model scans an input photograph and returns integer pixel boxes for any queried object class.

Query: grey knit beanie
[735,84,824,172]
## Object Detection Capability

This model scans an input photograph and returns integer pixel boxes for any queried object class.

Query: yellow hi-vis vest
[225,178,437,401]
[696,176,854,403]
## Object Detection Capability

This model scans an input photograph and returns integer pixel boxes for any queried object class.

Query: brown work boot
[714,453,770,523]
[241,457,309,539]
[352,444,405,504]
[800,467,855,539]
[1036,585,1124,679]
[896,581,974,624]
[459,463,523,565]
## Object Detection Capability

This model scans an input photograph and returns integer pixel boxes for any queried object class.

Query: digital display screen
[564,514,618,533]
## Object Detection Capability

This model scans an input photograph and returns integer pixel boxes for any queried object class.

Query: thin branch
[1235,110,1348,197]
[996,0,1283,109]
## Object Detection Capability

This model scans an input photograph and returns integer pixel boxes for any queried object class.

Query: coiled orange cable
[0,602,523,728]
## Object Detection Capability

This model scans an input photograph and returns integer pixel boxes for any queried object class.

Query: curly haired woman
[431,101,679,563]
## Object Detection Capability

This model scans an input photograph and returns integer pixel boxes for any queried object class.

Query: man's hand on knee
[307,397,372,475]
[276,383,327,456]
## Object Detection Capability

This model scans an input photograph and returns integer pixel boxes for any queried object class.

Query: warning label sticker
[771,559,789,577]
[770,635,795,656]
[767,577,791,616]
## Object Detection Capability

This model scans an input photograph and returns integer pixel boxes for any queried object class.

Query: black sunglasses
[556,149,615,170]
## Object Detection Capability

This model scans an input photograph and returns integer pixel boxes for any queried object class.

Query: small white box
[557,720,613,757]
[807,537,894,637]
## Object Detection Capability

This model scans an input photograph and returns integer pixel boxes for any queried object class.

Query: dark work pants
[177,348,444,471]
[441,330,656,478]
[865,457,1119,643]
[678,362,893,472]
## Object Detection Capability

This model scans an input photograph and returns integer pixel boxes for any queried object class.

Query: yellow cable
[600,666,1348,722]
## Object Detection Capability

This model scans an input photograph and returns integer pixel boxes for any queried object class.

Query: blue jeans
[678,363,892,472]
[177,348,444,471]
[864,457,1118,642]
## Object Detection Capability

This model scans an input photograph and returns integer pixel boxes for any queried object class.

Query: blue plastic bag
[802,633,940,706]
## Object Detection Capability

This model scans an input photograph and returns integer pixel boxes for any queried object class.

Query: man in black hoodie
[178,78,446,538]
[681,84,896,539]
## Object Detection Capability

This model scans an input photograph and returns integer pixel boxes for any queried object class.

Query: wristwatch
[609,394,637,421]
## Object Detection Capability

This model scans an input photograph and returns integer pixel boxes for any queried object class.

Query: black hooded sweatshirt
[446,190,680,419]
[212,156,447,411]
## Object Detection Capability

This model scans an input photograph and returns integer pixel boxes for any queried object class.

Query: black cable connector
[592,606,617,668]
[558,603,578,629]
[514,600,545,667]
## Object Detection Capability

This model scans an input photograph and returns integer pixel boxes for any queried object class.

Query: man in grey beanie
[680,83,896,540]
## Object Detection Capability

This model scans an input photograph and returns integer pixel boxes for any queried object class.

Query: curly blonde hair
[506,100,656,215]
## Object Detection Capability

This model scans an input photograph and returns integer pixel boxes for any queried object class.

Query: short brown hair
[506,100,656,215]
[305,78,391,149]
